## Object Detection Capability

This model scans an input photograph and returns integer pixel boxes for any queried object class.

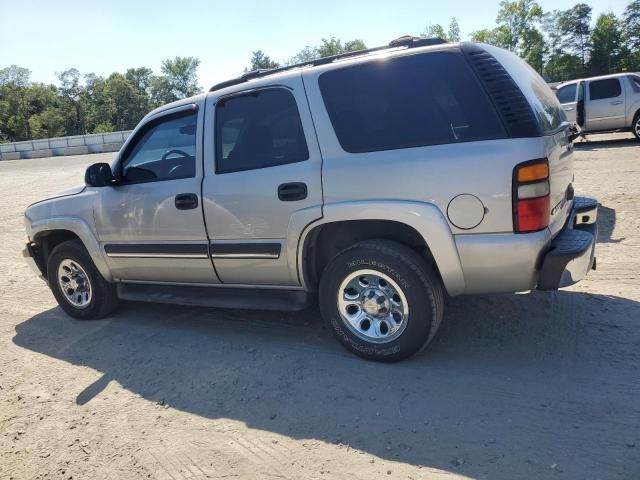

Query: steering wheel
[162,149,191,177]
[162,149,190,161]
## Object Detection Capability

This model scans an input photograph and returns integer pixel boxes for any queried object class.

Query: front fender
[294,200,466,296]
[29,216,113,282]
[626,99,640,126]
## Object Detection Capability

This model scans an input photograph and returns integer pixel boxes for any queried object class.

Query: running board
[117,283,310,311]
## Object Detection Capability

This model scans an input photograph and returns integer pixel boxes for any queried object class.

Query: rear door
[556,83,578,123]
[202,74,323,285]
[585,77,626,131]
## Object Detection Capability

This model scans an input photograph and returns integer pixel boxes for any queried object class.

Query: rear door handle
[175,193,199,210]
[278,182,307,201]
[610,100,623,105]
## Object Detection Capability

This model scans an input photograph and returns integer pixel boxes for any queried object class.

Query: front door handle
[610,100,623,105]
[278,182,307,201]
[175,193,199,210]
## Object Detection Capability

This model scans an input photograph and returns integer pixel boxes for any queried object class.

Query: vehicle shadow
[573,135,637,150]
[13,291,640,479]
[597,203,624,243]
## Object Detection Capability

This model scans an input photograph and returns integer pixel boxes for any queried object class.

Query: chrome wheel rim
[57,259,92,309]
[337,269,409,344]
[635,118,640,137]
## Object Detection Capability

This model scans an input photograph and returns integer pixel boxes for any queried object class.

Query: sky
[0,0,631,90]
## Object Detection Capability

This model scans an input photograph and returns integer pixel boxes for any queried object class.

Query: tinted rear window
[318,51,506,153]
[215,89,309,174]
[589,78,622,100]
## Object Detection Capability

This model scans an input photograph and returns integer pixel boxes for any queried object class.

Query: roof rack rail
[209,36,447,92]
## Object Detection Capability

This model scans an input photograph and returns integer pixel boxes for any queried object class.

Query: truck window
[121,111,197,184]
[215,89,309,174]
[556,84,577,104]
[589,78,622,100]
[318,51,506,153]
[629,75,640,93]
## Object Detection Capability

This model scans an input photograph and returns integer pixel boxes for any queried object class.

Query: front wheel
[47,239,119,320]
[319,240,444,362]
[633,113,640,141]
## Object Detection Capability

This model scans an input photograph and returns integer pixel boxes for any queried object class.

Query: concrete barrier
[22,149,53,159]
[0,130,132,161]
[52,146,90,156]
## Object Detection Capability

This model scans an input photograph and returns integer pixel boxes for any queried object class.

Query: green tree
[496,0,544,52]
[542,10,565,80]
[160,56,201,99]
[423,23,447,40]
[82,73,115,133]
[56,68,85,135]
[622,0,640,69]
[0,65,33,141]
[317,37,366,57]
[521,28,546,74]
[247,50,280,71]
[589,12,623,75]
[287,38,366,65]
[559,3,592,74]
[27,83,64,139]
[448,17,462,42]
[470,26,512,48]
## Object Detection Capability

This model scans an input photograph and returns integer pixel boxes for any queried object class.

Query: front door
[585,77,626,131]
[202,75,323,285]
[94,104,219,284]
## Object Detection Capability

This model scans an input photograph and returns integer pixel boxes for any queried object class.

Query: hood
[27,184,86,207]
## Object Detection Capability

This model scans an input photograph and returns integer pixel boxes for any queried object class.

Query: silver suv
[555,72,640,139]
[23,38,598,361]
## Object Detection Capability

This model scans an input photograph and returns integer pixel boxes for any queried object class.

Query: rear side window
[215,89,309,174]
[589,79,621,100]
[556,84,577,104]
[318,51,506,153]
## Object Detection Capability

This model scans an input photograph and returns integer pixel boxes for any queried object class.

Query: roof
[209,36,448,93]
[557,72,635,87]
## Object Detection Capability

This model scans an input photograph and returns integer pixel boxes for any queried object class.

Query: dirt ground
[1,134,639,480]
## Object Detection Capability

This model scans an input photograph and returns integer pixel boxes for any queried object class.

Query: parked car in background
[23,38,598,362]
[555,73,640,139]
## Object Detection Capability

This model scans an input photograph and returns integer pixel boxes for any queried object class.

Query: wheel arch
[29,217,113,282]
[296,201,465,296]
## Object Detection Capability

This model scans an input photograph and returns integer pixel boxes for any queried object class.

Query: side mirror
[85,163,115,187]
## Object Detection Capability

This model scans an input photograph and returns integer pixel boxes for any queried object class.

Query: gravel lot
[1,134,639,480]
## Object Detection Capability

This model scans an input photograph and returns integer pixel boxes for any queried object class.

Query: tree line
[2,0,639,143]
[0,57,200,143]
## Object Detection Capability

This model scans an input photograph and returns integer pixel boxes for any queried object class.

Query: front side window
[121,111,197,183]
[589,79,621,101]
[215,89,309,174]
[318,51,506,153]
[556,84,577,104]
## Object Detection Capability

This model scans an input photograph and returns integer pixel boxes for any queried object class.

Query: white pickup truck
[555,73,640,139]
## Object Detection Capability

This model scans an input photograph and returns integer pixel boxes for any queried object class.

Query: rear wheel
[47,240,119,320]
[319,240,444,362]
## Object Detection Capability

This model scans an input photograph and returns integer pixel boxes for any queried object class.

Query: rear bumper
[537,197,598,291]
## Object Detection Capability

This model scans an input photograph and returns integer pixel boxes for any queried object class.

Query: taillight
[513,159,550,233]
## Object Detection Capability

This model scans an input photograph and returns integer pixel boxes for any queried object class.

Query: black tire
[318,239,444,362]
[47,239,119,320]
[632,112,640,141]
